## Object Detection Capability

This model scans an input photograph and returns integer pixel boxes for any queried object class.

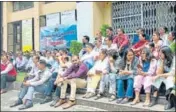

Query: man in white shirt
[25,51,36,72]
[16,52,28,72]
[93,38,103,60]
[103,37,118,51]
[80,43,96,70]
[23,55,40,82]
[95,30,106,45]
[10,60,52,110]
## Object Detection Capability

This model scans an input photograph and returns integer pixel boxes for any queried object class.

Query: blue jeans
[116,78,134,98]
[44,72,58,96]
[1,74,16,89]
[18,84,47,101]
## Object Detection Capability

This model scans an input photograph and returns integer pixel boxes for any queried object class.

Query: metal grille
[112,1,176,42]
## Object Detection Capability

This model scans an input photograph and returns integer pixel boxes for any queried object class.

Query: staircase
[6,82,175,111]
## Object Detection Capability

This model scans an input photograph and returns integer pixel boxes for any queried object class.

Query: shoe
[94,94,103,100]
[10,99,23,108]
[18,104,33,110]
[82,92,89,98]
[40,96,52,104]
[50,97,59,107]
[85,92,96,99]
[120,98,129,104]
[130,99,140,105]
[18,100,33,110]
[62,100,76,109]
[164,102,172,110]
[148,97,158,107]
[116,98,124,104]
[54,99,66,108]
[109,95,116,102]
[143,100,150,107]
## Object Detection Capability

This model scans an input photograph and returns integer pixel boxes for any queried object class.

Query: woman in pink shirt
[131,47,157,106]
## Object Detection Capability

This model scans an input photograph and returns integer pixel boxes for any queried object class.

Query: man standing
[54,55,88,109]
[10,60,52,110]
[1,54,17,94]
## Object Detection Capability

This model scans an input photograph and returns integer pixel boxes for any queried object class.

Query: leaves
[70,40,82,55]
[100,24,110,37]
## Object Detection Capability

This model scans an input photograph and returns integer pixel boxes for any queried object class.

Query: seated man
[83,49,109,99]
[10,60,52,110]
[50,56,72,107]
[1,54,17,94]
[25,51,36,72]
[23,55,40,83]
[39,55,60,104]
[54,55,88,109]
[16,52,28,72]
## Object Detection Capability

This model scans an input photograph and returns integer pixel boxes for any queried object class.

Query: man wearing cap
[10,60,52,110]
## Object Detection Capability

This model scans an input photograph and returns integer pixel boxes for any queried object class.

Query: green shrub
[70,40,82,55]
[100,24,110,37]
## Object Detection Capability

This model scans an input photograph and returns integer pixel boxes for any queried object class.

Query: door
[13,21,22,53]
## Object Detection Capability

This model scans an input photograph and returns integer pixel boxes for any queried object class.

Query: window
[13,2,33,12]
[112,1,176,44]
[40,15,46,27]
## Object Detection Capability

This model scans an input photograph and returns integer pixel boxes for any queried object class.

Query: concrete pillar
[76,2,94,43]
[2,2,8,51]
[33,2,40,51]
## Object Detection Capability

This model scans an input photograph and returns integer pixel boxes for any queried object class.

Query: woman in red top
[132,34,149,56]
[1,54,17,94]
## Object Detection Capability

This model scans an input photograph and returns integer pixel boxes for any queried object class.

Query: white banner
[22,19,33,52]
[61,10,76,25]
[46,13,60,27]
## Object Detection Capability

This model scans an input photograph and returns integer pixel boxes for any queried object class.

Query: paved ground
[1,90,106,111]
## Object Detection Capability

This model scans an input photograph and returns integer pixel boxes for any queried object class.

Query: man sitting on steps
[10,60,52,110]
[54,55,88,109]
[1,54,17,94]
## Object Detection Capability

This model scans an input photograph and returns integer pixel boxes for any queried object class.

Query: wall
[2,2,112,50]
[92,2,112,37]
[2,2,77,51]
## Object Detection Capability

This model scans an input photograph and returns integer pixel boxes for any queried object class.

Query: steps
[9,82,175,111]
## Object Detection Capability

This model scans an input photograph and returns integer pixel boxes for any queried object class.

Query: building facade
[2,2,175,53]
[2,2,112,52]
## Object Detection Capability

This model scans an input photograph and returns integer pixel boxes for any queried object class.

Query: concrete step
[10,81,167,105]
[34,93,174,111]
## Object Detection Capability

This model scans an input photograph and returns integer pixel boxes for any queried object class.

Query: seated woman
[149,46,174,107]
[164,56,175,110]
[131,34,149,56]
[94,49,121,102]
[116,49,139,104]
[132,47,157,106]
[168,31,176,53]
[83,49,109,99]
[148,31,163,60]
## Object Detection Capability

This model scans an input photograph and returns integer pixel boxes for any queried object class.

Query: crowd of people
[0,26,175,110]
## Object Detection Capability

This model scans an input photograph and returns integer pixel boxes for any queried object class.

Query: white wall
[76,2,94,43]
